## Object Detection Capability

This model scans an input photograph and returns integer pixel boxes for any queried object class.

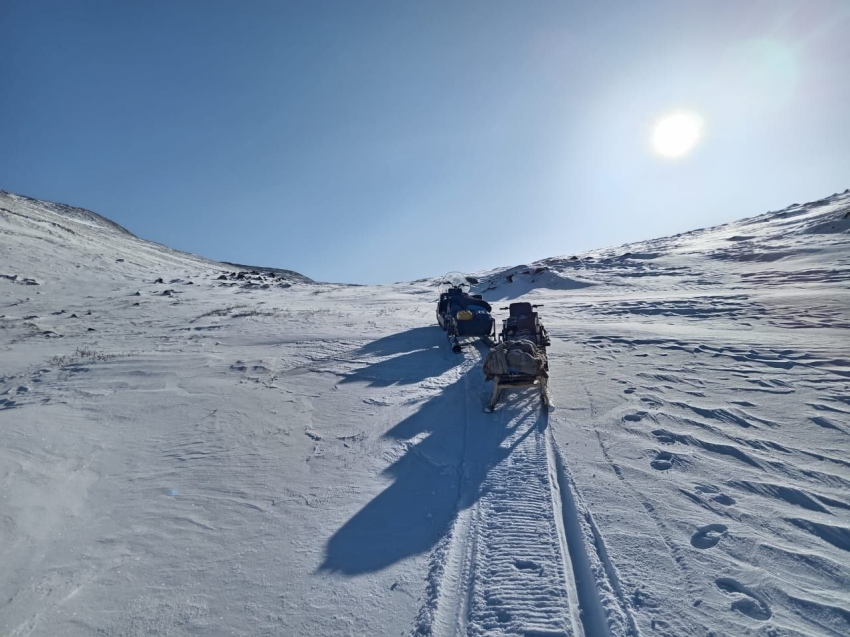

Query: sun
[651,111,704,158]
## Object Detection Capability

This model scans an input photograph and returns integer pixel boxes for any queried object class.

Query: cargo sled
[483,302,552,412]
[436,272,496,353]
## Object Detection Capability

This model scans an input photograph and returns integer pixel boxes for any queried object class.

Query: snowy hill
[1,190,137,236]
[475,189,850,299]
[1,189,849,637]
[0,190,312,286]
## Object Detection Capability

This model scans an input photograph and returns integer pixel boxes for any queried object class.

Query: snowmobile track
[415,349,634,637]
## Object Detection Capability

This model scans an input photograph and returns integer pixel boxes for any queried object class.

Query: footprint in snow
[694,484,736,506]
[690,523,728,549]
[652,430,675,445]
[712,493,736,506]
[640,395,664,408]
[651,451,675,470]
[513,558,542,573]
[715,577,772,621]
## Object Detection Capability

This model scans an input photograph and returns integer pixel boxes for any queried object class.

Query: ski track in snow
[418,348,633,637]
[2,189,849,636]
[424,395,582,637]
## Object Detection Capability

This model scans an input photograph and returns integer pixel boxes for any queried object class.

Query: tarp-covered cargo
[483,339,548,379]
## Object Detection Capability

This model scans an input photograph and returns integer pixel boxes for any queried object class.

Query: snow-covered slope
[1,189,848,637]
[475,189,850,299]
[0,190,312,286]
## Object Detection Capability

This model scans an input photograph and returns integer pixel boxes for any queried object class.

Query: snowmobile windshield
[440,271,471,293]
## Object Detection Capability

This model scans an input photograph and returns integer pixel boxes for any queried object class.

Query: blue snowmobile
[436,272,496,353]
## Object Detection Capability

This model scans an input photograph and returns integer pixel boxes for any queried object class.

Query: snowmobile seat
[515,315,538,333]
[509,302,533,317]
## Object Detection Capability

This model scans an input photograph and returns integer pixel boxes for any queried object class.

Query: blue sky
[2,1,848,283]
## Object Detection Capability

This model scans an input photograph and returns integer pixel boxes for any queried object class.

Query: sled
[482,338,553,412]
[484,371,553,413]
[484,303,553,412]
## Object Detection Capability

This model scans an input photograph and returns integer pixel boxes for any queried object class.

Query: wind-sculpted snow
[0,190,135,236]
[1,189,849,636]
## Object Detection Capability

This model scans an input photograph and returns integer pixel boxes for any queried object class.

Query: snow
[1,188,848,636]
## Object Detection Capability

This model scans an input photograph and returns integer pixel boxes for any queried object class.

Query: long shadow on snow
[356,326,443,357]
[320,354,540,574]
[339,326,453,387]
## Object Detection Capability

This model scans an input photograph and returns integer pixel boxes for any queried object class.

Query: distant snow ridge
[0,190,135,236]
[473,265,595,299]
[474,189,849,299]
[0,189,311,285]
[744,189,850,236]
[222,262,313,285]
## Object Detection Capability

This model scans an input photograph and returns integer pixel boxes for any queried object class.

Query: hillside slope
[1,189,848,637]
[0,190,312,286]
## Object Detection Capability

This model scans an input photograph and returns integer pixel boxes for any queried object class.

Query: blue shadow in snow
[339,326,456,387]
[320,355,540,575]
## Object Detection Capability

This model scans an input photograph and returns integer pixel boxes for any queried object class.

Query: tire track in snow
[417,349,633,637]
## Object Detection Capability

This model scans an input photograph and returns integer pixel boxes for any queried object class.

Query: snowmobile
[483,302,552,412]
[436,272,496,353]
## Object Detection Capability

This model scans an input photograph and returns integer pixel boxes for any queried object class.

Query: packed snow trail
[415,348,633,637]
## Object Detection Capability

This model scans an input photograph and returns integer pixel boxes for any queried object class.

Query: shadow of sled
[485,374,554,413]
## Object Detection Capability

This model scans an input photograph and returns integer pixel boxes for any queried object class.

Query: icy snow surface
[1,189,849,636]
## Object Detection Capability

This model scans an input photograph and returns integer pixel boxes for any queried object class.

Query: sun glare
[651,111,704,158]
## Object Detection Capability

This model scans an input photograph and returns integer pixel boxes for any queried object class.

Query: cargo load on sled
[483,302,553,412]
